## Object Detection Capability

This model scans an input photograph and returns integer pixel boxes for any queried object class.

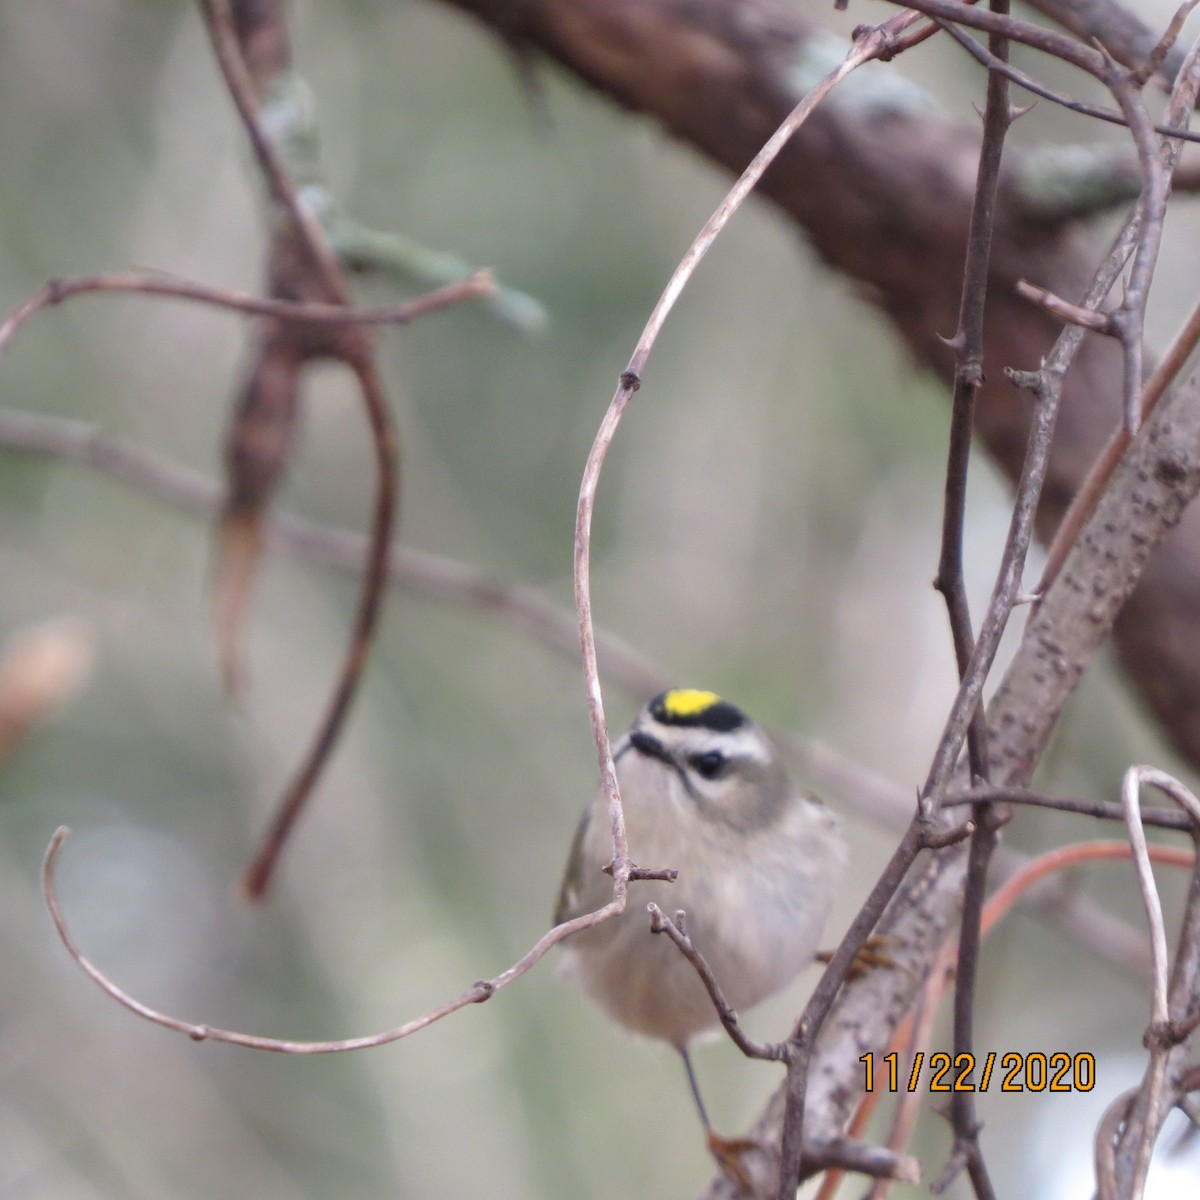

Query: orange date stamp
[859,1050,1096,1093]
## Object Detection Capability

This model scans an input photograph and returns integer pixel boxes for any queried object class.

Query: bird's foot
[705,1129,760,1193]
[817,934,897,979]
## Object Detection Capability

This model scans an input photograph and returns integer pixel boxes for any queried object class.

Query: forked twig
[1035,32,1200,592]
[647,905,921,1189]
[647,904,786,1063]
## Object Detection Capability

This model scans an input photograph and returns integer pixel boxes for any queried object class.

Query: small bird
[555,688,845,1162]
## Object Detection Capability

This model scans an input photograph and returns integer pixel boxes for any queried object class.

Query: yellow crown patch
[660,689,722,719]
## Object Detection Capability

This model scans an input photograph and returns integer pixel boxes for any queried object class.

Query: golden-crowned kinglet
[555,688,845,1142]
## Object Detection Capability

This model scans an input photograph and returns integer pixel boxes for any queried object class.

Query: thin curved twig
[562,24,936,1198]
[570,22,889,953]
[1116,766,1200,1196]
[0,270,496,362]
[42,825,623,1052]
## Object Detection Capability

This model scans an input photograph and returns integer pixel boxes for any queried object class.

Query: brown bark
[442,0,1200,768]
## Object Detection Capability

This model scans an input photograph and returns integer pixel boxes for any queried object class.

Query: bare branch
[935,19,1200,171]
[0,270,496,361]
[1111,766,1200,1196]
[1131,0,1200,85]
[1,405,1185,987]
[1036,34,1200,591]
[798,1137,919,1186]
[1025,0,1190,81]
[928,7,1017,1190]
[951,784,1195,831]
[648,904,787,1063]
[198,0,348,304]
[185,0,406,899]
[42,826,624,1053]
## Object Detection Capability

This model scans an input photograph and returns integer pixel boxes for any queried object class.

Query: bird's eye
[689,750,727,780]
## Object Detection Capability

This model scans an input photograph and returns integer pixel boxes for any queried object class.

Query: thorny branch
[1036,34,1200,592]
[913,2,1198,820]
[920,3,1015,1193]
[933,18,1200,149]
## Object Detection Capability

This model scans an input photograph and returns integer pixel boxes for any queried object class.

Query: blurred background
[2,1,1200,1197]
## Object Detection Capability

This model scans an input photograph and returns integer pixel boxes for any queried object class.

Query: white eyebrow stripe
[722,729,772,763]
[654,723,772,764]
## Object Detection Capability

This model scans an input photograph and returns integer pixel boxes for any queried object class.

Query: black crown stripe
[649,690,748,732]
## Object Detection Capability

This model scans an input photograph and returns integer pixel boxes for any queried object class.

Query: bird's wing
[552,802,594,927]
